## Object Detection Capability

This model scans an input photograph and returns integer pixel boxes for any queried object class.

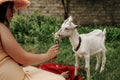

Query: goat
[55,16,106,80]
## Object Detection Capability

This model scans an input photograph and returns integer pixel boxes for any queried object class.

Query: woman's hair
[0,1,14,27]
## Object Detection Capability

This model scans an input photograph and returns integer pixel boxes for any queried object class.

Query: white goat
[55,16,106,80]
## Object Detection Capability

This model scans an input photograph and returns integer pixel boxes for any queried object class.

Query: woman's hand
[46,44,59,59]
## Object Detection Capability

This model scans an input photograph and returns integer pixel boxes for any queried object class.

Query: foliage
[10,12,63,45]
[10,12,120,80]
[10,12,120,45]
[77,25,120,42]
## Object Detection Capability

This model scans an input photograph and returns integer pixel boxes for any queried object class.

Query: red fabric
[37,62,82,80]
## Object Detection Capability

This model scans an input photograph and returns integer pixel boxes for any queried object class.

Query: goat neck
[69,29,80,51]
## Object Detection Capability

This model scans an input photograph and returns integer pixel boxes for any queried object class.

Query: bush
[10,12,63,45]
[10,12,120,45]
[10,11,120,80]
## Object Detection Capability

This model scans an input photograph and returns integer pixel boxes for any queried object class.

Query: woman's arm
[0,23,59,66]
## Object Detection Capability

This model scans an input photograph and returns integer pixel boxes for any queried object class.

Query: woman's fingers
[47,44,59,59]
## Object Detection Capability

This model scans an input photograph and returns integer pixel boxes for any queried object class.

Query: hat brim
[0,0,30,10]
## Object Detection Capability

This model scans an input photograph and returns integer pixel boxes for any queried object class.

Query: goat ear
[74,25,79,28]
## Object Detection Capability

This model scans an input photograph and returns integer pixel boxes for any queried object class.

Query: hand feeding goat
[55,16,106,80]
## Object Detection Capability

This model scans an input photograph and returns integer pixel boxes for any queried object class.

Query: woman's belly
[0,56,25,80]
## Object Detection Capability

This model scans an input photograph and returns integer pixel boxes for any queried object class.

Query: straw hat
[0,0,30,10]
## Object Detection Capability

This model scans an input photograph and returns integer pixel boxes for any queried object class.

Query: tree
[61,0,69,19]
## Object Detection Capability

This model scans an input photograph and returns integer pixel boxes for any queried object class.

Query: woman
[0,0,68,80]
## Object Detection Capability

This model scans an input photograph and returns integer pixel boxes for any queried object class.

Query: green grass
[10,13,120,80]
[19,26,119,80]
[57,41,120,80]
[21,27,120,80]
[22,39,120,80]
